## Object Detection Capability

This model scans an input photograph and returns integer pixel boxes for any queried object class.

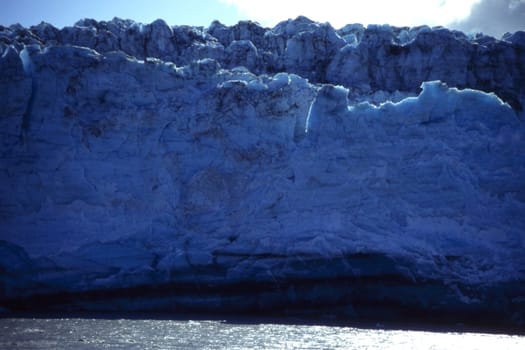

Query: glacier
[0,17,524,329]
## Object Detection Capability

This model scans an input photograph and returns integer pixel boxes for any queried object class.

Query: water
[1,317,524,350]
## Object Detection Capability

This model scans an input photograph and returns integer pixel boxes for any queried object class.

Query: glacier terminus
[0,16,524,330]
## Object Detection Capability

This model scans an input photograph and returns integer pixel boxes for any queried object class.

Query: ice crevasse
[0,17,524,328]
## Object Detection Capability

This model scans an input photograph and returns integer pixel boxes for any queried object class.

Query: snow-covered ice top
[1,16,524,109]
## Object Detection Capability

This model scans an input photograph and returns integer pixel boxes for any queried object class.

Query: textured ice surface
[0,18,524,325]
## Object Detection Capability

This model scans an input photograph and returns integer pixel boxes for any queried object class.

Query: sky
[1,0,524,38]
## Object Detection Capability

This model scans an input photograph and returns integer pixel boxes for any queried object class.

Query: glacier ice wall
[0,17,524,326]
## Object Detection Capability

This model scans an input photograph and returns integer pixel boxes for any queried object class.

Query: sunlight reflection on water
[1,318,524,349]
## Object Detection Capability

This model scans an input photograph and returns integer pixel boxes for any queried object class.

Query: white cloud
[451,0,525,37]
[219,0,481,28]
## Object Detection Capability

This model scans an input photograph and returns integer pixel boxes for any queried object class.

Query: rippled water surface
[1,317,524,349]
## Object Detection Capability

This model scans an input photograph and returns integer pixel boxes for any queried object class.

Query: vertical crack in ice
[304,98,315,134]
[19,47,37,138]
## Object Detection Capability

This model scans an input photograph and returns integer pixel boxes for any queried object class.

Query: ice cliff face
[1,17,524,327]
